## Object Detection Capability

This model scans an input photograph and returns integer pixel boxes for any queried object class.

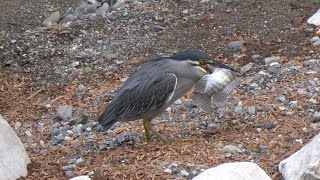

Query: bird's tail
[97,109,117,131]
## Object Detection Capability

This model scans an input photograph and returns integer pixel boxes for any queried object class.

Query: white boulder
[0,115,31,179]
[193,162,270,180]
[279,133,320,180]
[308,9,320,26]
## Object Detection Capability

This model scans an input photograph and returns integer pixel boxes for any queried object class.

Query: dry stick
[27,87,44,100]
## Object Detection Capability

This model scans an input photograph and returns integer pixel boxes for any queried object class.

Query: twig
[27,88,44,100]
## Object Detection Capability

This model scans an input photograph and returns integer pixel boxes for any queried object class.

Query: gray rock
[264,122,274,130]
[279,133,320,180]
[75,0,98,16]
[207,123,218,131]
[313,112,320,122]
[163,168,172,174]
[267,66,279,74]
[223,144,237,153]
[310,36,320,46]
[258,145,268,153]
[174,99,182,105]
[234,106,243,115]
[227,41,242,50]
[79,84,86,91]
[61,14,77,23]
[4,59,13,66]
[180,169,189,177]
[214,142,224,149]
[252,54,260,59]
[264,56,280,65]
[65,170,74,177]
[302,59,320,67]
[153,25,166,32]
[97,3,110,17]
[57,105,73,120]
[193,162,271,180]
[61,164,76,171]
[42,11,61,27]
[240,63,253,73]
[75,157,86,166]
[0,115,31,179]
[247,106,256,115]
[111,0,125,9]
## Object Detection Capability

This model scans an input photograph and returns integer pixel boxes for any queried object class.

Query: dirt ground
[0,0,320,179]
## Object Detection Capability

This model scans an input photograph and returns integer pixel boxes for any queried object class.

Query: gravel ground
[0,0,320,179]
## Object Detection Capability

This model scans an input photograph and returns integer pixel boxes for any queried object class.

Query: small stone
[231,119,238,124]
[153,25,166,32]
[223,144,237,153]
[207,123,218,131]
[65,170,74,177]
[70,176,91,180]
[264,122,274,130]
[279,106,286,111]
[4,60,13,66]
[180,170,189,177]
[25,130,32,136]
[14,122,22,129]
[276,95,286,103]
[214,142,224,149]
[71,61,80,67]
[247,106,256,115]
[252,54,260,59]
[42,11,61,27]
[85,127,92,132]
[264,56,280,65]
[116,60,123,64]
[181,9,189,14]
[225,153,232,158]
[227,41,242,50]
[111,0,125,9]
[305,28,314,32]
[79,84,85,91]
[234,106,243,115]
[164,168,172,174]
[267,66,279,74]
[240,63,253,73]
[97,3,110,17]
[258,145,268,152]
[108,15,118,21]
[57,105,73,121]
[309,98,317,104]
[310,36,320,43]
[75,157,86,167]
[313,112,320,122]
[256,128,262,133]
[61,164,76,171]
[174,99,182,105]
[286,111,294,116]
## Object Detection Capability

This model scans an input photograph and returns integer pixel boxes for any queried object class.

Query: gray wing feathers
[98,73,177,126]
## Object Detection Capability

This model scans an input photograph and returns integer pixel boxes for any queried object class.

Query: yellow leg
[143,119,151,143]
[143,119,169,144]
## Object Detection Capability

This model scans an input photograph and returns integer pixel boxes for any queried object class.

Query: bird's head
[170,50,239,74]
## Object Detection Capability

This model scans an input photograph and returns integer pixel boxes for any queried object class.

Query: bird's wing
[100,73,177,124]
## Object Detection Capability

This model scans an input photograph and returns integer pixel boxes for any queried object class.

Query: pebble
[223,144,237,153]
[79,84,86,91]
[180,169,189,177]
[313,112,320,122]
[214,142,224,149]
[57,105,73,120]
[97,3,110,17]
[164,168,172,174]
[234,106,243,115]
[247,106,256,115]
[276,95,286,103]
[252,54,260,59]
[75,157,86,166]
[4,59,13,66]
[65,170,74,177]
[264,56,280,65]
[264,122,274,130]
[71,61,80,67]
[42,11,61,27]
[240,63,253,73]
[225,153,232,158]
[310,36,320,46]
[256,128,262,133]
[174,99,182,105]
[227,41,242,50]
[62,164,76,171]
[153,25,166,32]
[207,123,218,131]
[258,145,268,152]
[309,98,317,104]
[15,122,22,129]
[286,111,294,116]
[267,66,279,74]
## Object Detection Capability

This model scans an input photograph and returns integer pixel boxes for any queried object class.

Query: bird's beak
[210,59,239,73]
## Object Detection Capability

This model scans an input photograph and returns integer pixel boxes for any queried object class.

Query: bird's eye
[199,59,205,64]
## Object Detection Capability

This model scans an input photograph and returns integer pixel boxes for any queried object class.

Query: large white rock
[279,133,320,180]
[308,9,320,26]
[193,162,271,180]
[0,115,31,179]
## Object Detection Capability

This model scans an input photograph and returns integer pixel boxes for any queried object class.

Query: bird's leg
[143,119,151,143]
[143,119,169,144]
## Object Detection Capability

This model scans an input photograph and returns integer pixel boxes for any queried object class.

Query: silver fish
[192,68,241,113]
